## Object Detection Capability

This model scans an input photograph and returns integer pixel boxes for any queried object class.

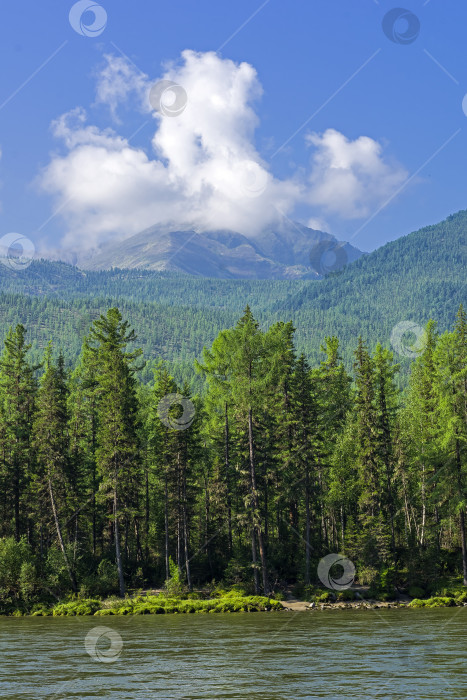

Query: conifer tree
[32,344,76,591]
[400,321,440,551]
[68,341,101,556]
[87,308,143,597]
[434,306,467,584]
[0,325,37,541]
[229,306,269,594]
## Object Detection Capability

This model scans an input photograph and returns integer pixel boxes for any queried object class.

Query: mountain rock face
[77,220,364,279]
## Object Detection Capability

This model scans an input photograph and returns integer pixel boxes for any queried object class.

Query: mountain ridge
[0,208,464,386]
[76,219,364,279]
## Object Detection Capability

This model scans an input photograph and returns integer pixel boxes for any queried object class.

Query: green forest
[0,208,465,390]
[0,302,466,613]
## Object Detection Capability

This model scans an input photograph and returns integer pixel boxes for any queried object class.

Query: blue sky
[0,0,466,256]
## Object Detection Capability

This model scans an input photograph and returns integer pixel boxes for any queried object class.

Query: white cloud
[94,54,150,120]
[306,216,329,232]
[38,51,408,251]
[305,129,408,219]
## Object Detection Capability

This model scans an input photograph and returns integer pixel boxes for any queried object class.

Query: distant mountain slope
[276,209,466,371]
[0,209,464,385]
[77,219,363,279]
[282,209,466,313]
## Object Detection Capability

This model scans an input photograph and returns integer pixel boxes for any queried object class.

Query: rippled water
[1,608,466,699]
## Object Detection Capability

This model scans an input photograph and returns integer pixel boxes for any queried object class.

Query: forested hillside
[0,304,466,612]
[0,209,465,383]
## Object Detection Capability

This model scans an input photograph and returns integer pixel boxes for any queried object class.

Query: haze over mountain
[0,208,464,388]
[76,219,363,279]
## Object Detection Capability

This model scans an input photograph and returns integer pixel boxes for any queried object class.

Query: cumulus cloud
[306,129,407,219]
[94,54,150,120]
[39,51,408,251]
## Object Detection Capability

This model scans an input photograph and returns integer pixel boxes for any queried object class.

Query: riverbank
[284,595,467,611]
[4,585,467,617]
[6,593,283,617]
[6,594,466,617]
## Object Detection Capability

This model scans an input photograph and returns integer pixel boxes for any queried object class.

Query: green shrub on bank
[1,591,284,617]
[53,599,101,616]
[315,592,333,603]
[31,605,52,616]
[409,596,456,608]
[45,594,284,617]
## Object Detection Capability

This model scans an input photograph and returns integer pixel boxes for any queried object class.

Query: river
[1,608,466,699]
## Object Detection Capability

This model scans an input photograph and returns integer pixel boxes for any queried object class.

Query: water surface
[1,608,466,699]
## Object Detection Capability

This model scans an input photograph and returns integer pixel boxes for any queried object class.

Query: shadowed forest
[0,303,466,612]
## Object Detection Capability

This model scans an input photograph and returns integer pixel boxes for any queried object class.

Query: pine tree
[148,362,179,581]
[290,354,318,583]
[68,341,101,557]
[400,321,440,552]
[32,344,77,591]
[313,337,352,553]
[373,343,399,556]
[0,325,38,541]
[229,307,269,594]
[87,308,144,597]
[434,306,467,584]
[196,330,235,554]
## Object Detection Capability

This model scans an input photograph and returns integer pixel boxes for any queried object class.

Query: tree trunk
[135,519,143,563]
[92,491,96,557]
[224,403,233,552]
[91,412,97,556]
[204,475,213,578]
[182,466,192,590]
[176,458,182,567]
[248,408,269,595]
[14,461,20,542]
[456,439,467,586]
[420,464,426,547]
[145,467,150,563]
[164,473,170,581]
[113,479,125,598]
[305,466,311,585]
[251,527,259,594]
[48,477,77,592]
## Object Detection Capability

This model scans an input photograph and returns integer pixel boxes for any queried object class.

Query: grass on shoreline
[11,592,284,617]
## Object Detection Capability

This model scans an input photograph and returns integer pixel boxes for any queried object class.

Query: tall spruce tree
[0,325,37,541]
[229,307,269,594]
[87,308,144,597]
[434,306,467,585]
[32,345,77,591]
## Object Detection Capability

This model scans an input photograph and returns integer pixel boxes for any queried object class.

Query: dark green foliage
[0,207,464,386]
[0,299,466,614]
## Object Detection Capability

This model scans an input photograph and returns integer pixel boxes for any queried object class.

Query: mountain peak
[77,221,363,280]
